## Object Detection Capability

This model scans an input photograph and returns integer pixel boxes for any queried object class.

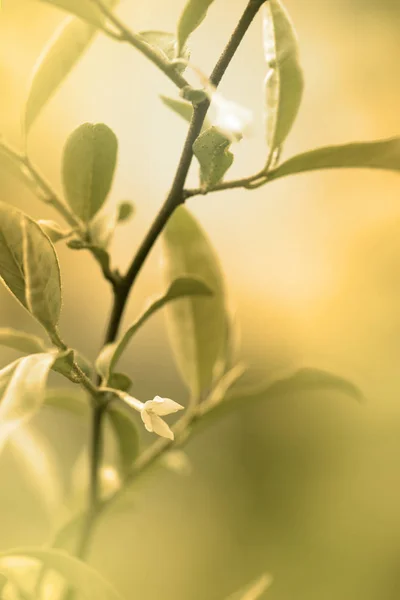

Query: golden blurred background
[1,0,400,598]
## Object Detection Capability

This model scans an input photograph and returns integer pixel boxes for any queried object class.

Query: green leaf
[160,95,212,130]
[22,216,62,333]
[177,0,214,54]
[62,122,118,222]
[268,137,400,181]
[96,276,213,381]
[108,372,132,392]
[0,328,47,354]
[25,17,94,135]
[0,548,124,600]
[39,0,116,27]
[0,353,56,451]
[226,574,273,600]
[263,0,304,159]
[0,202,62,333]
[162,207,227,397]
[117,201,135,223]
[106,403,139,475]
[139,31,190,72]
[52,349,93,382]
[38,219,71,243]
[193,126,234,189]
[202,367,363,426]
[44,387,88,418]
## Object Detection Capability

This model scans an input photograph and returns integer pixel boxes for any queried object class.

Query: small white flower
[140,396,184,440]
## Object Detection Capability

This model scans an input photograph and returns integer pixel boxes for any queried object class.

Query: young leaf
[199,363,246,415]
[263,0,304,160]
[117,201,135,224]
[0,548,124,600]
[268,136,400,181]
[52,349,93,381]
[38,219,71,243]
[106,403,139,475]
[226,574,273,600]
[25,17,94,135]
[0,353,56,452]
[108,372,132,392]
[193,126,234,189]
[139,31,190,72]
[0,328,48,354]
[22,217,62,333]
[96,276,212,381]
[177,0,215,54]
[0,203,62,333]
[62,122,118,222]
[39,0,115,27]
[162,207,227,397]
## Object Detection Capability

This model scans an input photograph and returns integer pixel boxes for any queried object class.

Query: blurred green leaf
[44,387,88,417]
[268,136,400,180]
[0,203,61,333]
[108,372,132,392]
[263,0,303,161]
[0,353,56,452]
[139,30,189,72]
[96,276,213,381]
[62,122,118,223]
[203,367,363,425]
[162,207,227,397]
[193,126,234,189]
[52,348,93,382]
[22,216,62,333]
[25,17,94,135]
[117,201,135,223]
[226,574,273,600]
[106,402,139,475]
[38,219,71,243]
[0,328,47,354]
[0,146,36,191]
[39,0,116,27]
[0,548,124,600]
[160,95,211,130]
[177,0,214,54]
[199,363,246,415]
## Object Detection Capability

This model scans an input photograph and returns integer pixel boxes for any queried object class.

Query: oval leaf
[0,203,62,333]
[162,207,227,397]
[0,353,56,452]
[25,17,95,135]
[263,0,304,159]
[0,328,48,354]
[96,276,213,381]
[62,122,118,222]
[193,126,234,190]
[177,0,215,54]
[268,137,400,181]
[0,548,124,600]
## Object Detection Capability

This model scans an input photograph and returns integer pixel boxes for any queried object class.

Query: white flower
[140,396,184,440]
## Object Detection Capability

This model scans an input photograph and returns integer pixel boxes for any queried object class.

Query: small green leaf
[25,17,94,135]
[226,574,273,600]
[96,276,213,381]
[139,30,190,72]
[0,203,62,333]
[22,216,62,332]
[62,122,118,223]
[162,207,227,397]
[108,372,132,392]
[117,201,135,223]
[39,0,116,27]
[263,0,304,160]
[0,548,125,600]
[106,403,139,475]
[38,219,71,243]
[0,328,47,354]
[268,137,400,181]
[193,126,234,189]
[0,353,56,451]
[177,0,214,54]
[52,349,93,382]
[203,367,363,426]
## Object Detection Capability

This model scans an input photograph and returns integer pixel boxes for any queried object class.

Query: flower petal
[150,415,174,440]
[145,396,184,416]
[141,409,154,433]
